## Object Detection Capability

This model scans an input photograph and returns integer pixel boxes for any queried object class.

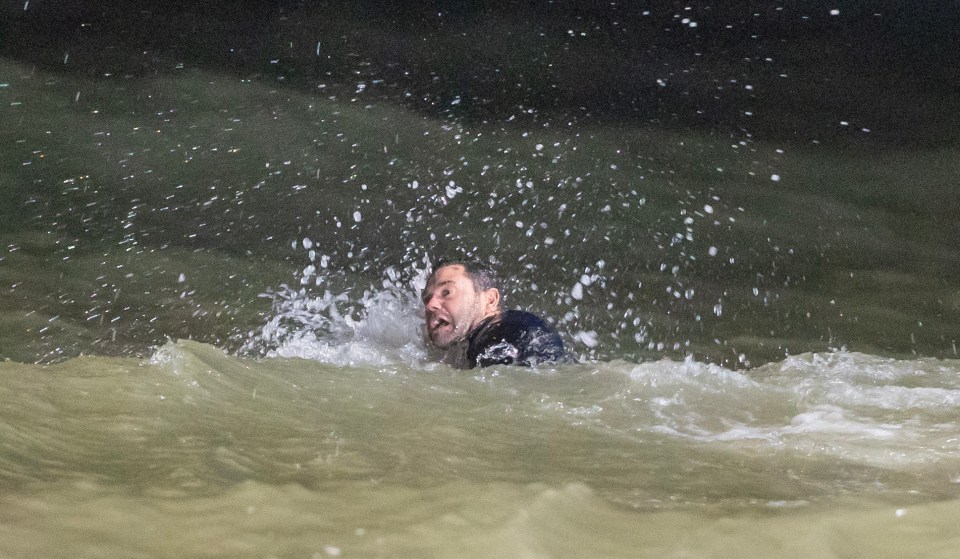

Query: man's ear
[483,288,501,313]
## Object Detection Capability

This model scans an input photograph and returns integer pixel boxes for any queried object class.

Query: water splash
[242,253,434,366]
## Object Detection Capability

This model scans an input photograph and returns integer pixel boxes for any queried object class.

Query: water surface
[1,3,959,557]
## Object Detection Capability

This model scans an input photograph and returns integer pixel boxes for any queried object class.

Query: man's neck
[440,311,502,369]
[441,338,471,368]
[469,310,501,337]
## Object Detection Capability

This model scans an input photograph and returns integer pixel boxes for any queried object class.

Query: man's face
[422,265,494,349]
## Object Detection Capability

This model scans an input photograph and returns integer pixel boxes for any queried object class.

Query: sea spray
[242,255,434,365]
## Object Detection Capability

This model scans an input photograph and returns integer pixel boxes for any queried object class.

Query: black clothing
[465,310,568,368]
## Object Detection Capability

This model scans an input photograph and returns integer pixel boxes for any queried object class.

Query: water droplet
[571,283,584,300]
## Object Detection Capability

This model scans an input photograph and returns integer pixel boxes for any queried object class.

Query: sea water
[1,341,959,557]
[2,5,960,556]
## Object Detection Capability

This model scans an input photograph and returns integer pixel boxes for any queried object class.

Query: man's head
[422,259,501,349]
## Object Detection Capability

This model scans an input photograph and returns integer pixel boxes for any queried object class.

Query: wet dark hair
[429,257,500,292]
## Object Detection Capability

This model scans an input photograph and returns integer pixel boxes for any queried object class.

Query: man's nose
[424,294,440,311]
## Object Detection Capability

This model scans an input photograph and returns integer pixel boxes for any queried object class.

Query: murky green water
[1,342,959,557]
[2,3,960,556]
[3,56,957,365]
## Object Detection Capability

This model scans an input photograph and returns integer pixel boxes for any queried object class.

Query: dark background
[4,0,959,148]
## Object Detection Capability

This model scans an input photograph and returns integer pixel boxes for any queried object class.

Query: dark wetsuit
[464,310,568,368]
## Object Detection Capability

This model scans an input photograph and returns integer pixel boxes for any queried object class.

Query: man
[422,258,569,368]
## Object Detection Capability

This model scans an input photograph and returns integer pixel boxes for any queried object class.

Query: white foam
[613,353,960,468]
[244,259,432,367]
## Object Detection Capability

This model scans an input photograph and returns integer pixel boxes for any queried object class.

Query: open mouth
[430,317,450,332]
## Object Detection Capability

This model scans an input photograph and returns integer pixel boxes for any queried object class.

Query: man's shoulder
[468,309,568,368]
[497,309,552,330]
